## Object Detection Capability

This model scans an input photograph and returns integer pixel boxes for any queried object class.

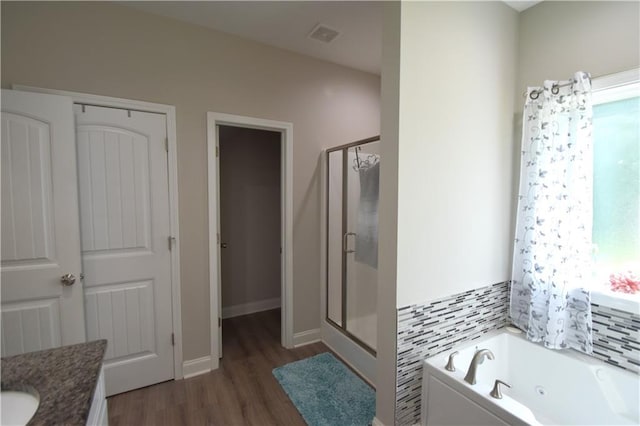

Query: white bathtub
[421,328,640,426]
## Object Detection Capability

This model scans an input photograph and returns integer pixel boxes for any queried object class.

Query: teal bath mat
[273,352,375,426]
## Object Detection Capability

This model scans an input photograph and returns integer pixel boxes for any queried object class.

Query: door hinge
[168,236,175,250]
[216,145,219,157]
[218,317,221,327]
[217,233,220,244]
[165,137,169,153]
[171,333,175,346]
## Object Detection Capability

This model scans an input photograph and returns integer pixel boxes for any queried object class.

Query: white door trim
[12,85,184,379]
[207,112,294,370]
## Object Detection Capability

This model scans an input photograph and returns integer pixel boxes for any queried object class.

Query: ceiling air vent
[308,24,340,43]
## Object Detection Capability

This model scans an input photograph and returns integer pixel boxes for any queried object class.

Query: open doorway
[207,113,294,370]
[219,125,281,356]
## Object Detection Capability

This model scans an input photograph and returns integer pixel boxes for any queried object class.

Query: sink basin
[1,390,39,425]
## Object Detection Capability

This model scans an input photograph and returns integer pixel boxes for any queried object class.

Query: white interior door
[75,104,174,396]
[1,89,86,356]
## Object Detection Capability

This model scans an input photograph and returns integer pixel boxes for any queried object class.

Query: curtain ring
[529,90,539,100]
[551,84,560,95]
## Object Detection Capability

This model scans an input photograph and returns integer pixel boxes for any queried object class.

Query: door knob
[60,273,76,286]
[221,243,228,248]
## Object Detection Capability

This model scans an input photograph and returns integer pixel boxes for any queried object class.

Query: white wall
[0,2,380,361]
[376,1,518,423]
[395,1,518,308]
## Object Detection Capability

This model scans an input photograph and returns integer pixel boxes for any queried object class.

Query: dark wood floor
[107,309,330,425]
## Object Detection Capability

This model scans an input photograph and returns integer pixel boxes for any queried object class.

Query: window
[591,70,640,304]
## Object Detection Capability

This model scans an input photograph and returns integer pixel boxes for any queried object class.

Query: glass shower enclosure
[326,136,380,355]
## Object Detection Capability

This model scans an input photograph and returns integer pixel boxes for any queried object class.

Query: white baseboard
[182,356,212,379]
[372,417,385,426]
[293,328,321,347]
[222,297,281,319]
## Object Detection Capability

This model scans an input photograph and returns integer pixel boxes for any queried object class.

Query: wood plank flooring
[107,309,330,425]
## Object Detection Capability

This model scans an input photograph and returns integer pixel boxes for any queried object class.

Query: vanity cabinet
[1,340,107,425]
[87,368,108,426]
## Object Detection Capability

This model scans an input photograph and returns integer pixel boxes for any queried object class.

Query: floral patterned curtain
[510,71,594,354]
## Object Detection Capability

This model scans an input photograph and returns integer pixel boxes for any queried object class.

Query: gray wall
[0,2,381,361]
[219,126,281,310]
[517,0,640,108]
[377,2,401,425]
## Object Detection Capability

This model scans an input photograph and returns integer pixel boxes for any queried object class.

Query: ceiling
[126,1,383,75]
[125,1,542,76]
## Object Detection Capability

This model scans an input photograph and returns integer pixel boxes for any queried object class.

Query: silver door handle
[343,232,356,253]
[221,243,228,249]
[60,273,76,286]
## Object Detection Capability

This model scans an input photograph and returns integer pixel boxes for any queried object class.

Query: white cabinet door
[75,104,174,396]
[87,368,108,426]
[1,89,86,356]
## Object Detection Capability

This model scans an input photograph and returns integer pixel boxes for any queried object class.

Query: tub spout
[464,349,495,385]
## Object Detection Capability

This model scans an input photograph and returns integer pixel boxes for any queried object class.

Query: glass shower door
[326,137,379,355]
[327,150,343,327]
[345,141,379,351]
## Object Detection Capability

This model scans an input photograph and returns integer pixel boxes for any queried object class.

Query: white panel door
[75,104,173,396]
[1,89,85,356]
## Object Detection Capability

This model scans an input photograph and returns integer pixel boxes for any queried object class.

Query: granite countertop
[1,340,107,425]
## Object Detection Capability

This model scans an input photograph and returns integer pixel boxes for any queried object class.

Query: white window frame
[590,68,640,314]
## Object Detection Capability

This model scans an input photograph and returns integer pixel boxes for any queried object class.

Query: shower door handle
[343,232,356,254]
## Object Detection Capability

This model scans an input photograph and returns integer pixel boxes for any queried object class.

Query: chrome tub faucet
[464,348,495,385]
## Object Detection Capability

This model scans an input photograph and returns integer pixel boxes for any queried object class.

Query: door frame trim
[207,112,294,370]
[13,85,185,379]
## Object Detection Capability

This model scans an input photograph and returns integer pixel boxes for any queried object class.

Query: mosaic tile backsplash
[591,303,640,374]
[394,281,640,425]
[395,281,510,425]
